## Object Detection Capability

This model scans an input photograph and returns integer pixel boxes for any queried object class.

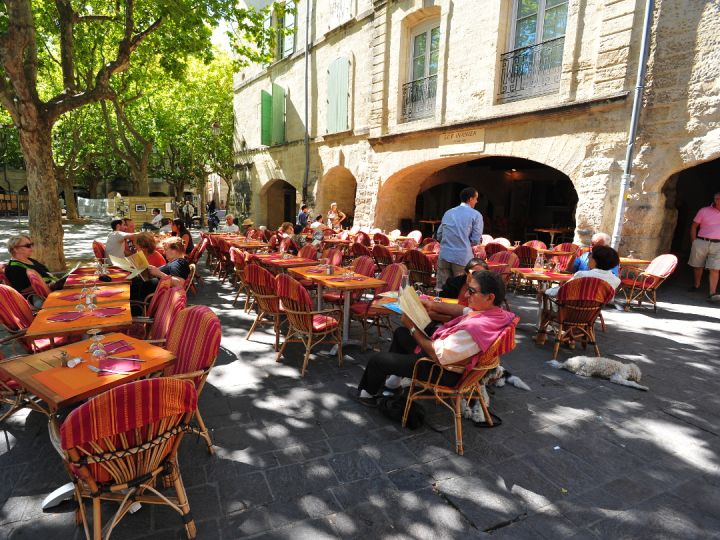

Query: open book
[398,285,432,337]
[109,251,150,281]
[58,261,81,280]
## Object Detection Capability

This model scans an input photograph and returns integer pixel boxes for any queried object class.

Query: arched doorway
[262,179,297,229]
[315,166,357,227]
[663,157,720,257]
[377,155,578,242]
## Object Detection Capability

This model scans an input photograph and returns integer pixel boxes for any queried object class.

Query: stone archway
[662,157,720,258]
[261,179,297,229]
[375,155,578,242]
[315,166,357,227]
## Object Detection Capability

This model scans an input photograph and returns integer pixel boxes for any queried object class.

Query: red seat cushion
[322,291,343,304]
[350,301,388,317]
[312,315,339,331]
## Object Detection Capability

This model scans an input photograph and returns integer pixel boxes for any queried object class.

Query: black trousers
[358,326,461,395]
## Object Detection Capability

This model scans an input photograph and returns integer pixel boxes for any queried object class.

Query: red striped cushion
[165,306,222,379]
[312,315,339,331]
[0,285,34,331]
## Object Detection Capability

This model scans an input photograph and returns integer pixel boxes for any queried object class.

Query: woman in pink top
[689,192,720,300]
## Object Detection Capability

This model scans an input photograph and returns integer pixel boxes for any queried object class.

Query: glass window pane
[517,0,539,19]
[546,0,566,8]
[429,50,439,75]
[543,4,568,40]
[413,33,427,59]
[412,57,426,80]
[430,27,440,53]
[514,15,537,48]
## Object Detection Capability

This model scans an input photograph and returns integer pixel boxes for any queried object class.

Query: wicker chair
[407,230,423,244]
[350,263,406,350]
[0,263,8,285]
[59,378,198,540]
[620,254,678,312]
[551,243,579,273]
[0,284,66,354]
[487,251,520,269]
[184,263,197,295]
[372,244,394,271]
[481,234,494,245]
[355,231,372,246]
[1,351,47,423]
[187,237,208,266]
[493,237,512,247]
[523,240,547,250]
[373,232,390,246]
[275,274,343,376]
[321,248,344,267]
[403,249,436,293]
[537,277,616,358]
[147,289,187,342]
[513,245,538,268]
[298,244,319,260]
[26,269,51,304]
[403,317,519,455]
[484,242,508,258]
[351,242,373,259]
[322,256,376,306]
[229,248,250,307]
[245,264,284,351]
[164,306,222,454]
[472,245,487,260]
[91,240,106,260]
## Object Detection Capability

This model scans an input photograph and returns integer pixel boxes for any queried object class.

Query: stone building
[233,0,720,258]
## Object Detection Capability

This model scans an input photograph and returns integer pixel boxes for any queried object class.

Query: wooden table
[42,283,131,309]
[512,268,573,325]
[253,253,321,272]
[0,332,175,414]
[419,219,441,234]
[620,257,651,266]
[25,300,132,340]
[226,239,268,251]
[534,228,574,245]
[289,266,386,344]
[65,267,132,288]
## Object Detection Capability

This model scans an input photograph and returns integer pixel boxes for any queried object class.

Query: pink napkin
[95,289,122,298]
[47,311,87,322]
[91,307,126,318]
[58,292,83,301]
[98,355,141,374]
[104,340,134,354]
[306,268,325,274]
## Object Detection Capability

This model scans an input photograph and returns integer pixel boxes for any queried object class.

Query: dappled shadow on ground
[1,258,719,538]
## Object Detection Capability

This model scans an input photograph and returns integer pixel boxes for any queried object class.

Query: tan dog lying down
[547,356,649,391]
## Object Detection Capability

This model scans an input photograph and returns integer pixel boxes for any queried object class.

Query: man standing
[182,200,195,229]
[297,204,311,228]
[689,192,720,301]
[436,187,483,290]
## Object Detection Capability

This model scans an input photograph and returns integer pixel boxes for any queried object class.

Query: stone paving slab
[1,218,719,538]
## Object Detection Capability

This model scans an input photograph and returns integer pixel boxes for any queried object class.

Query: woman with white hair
[327,202,346,230]
[5,235,66,294]
[572,232,617,274]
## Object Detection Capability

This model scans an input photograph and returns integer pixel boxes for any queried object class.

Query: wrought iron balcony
[498,37,564,103]
[401,74,437,123]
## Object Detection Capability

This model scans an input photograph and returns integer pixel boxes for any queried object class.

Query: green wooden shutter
[260,90,272,146]
[271,83,285,145]
[327,58,349,133]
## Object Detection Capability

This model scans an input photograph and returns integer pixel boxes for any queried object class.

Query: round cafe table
[534,227,573,245]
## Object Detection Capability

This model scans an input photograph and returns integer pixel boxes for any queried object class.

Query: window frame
[507,0,568,52]
[406,19,441,86]
[277,0,297,59]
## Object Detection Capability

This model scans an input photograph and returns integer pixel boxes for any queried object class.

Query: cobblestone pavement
[1,219,719,539]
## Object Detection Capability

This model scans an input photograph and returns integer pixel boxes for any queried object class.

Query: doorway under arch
[663,157,720,257]
[315,166,357,227]
[376,155,578,242]
[262,179,297,229]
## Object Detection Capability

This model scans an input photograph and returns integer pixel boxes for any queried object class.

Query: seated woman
[147,238,191,288]
[135,232,166,267]
[5,235,66,294]
[171,218,194,255]
[351,271,516,406]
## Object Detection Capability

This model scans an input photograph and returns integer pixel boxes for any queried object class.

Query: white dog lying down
[462,366,531,422]
[547,356,649,391]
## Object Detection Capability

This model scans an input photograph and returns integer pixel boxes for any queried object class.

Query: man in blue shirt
[297,205,311,228]
[436,187,484,290]
[573,232,619,275]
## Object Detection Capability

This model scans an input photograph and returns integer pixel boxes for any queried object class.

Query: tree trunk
[18,123,66,271]
[59,170,79,220]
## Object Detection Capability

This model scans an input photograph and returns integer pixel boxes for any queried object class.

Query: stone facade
[234,0,720,257]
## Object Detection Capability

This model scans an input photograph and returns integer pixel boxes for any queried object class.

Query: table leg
[317,283,324,311]
[342,290,351,342]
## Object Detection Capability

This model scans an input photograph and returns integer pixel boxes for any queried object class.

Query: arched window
[401,19,440,123]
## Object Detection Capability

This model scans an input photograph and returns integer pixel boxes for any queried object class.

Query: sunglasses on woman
[17,243,34,248]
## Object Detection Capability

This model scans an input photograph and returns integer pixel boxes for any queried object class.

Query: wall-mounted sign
[438,128,485,155]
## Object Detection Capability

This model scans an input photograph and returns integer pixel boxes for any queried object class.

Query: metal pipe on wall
[302,0,311,204]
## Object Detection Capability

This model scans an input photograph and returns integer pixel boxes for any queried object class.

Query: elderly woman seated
[350,271,516,406]
[5,235,66,295]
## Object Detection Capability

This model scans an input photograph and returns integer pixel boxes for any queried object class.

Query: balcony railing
[401,74,437,123]
[498,37,564,103]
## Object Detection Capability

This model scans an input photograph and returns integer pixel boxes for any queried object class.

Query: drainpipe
[302,0,311,204]
[611,0,654,250]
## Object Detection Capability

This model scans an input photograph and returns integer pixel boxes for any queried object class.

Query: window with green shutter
[271,83,286,145]
[260,90,272,146]
[327,57,350,133]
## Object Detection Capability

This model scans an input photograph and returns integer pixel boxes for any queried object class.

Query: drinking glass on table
[514,240,520,248]
[627,250,636,259]
[87,329,106,359]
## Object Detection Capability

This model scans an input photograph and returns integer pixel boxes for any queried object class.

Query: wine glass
[627,250,636,259]
[514,240,520,248]
[87,328,105,359]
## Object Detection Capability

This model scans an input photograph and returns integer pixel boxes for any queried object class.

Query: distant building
[233,0,720,257]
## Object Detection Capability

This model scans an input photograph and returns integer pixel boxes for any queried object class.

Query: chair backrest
[322,248,343,267]
[164,306,222,385]
[407,230,422,243]
[245,263,281,312]
[645,254,678,279]
[388,229,401,239]
[401,238,418,250]
[351,255,377,277]
[523,240,547,250]
[351,242,373,258]
[488,251,520,269]
[422,240,440,253]
[268,234,279,251]
[149,288,187,341]
[92,240,106,259]
[513,245,537,267]
[60,378,197,483]
[403,249,434,286]
[484,242,508,258]
[372,244,394,268]
[355,231,371,246]
[184,263,197,293]
[188,237,208,264]
[275,273,315,332]
[458,316,519,381]
[377,263,407,294]
[0,284,34,332]
[494,237,511,248]
[298,244,319,260]
[472,245,487,260]
[481,234,494,245]
[556,242,579,253]
[373,232,390,246]
[229,246,246,266]
[556,277,615,323]
[0,263,8,286]
[146,276,173,318]
[551,244,578,272]
[26,270,51,299]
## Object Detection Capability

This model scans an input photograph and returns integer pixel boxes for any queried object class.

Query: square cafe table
[0,332,175,414]
[512,267,573,325]
[289,265,385,345]
[64,266,132,288]
[41,283,131,310]
[25,300,132,340]
[253,253,321,272]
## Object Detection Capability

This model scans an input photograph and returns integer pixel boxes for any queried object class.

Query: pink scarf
[430,307,516,356]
